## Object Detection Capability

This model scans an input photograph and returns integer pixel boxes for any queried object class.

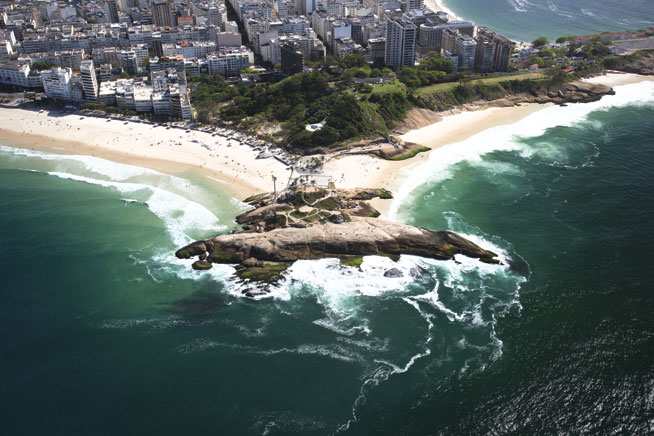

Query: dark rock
[192,260,212,270]
[329,213,345,224]
[410,266,428,279]
[176,241,206,259]
[384,268,404,278]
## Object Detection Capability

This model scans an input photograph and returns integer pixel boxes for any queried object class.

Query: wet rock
[192,260,212,270]
[175,241,206,259]
[410,265,428,279]
[383,268,404,278]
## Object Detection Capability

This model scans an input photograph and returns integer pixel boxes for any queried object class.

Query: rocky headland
[176,187,499,296]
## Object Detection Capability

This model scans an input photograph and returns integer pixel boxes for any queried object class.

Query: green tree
[31,62,60,71]
[545,66,567,85]
[532,36,549,47]
[341,54,367,69]
[419,52,454,73]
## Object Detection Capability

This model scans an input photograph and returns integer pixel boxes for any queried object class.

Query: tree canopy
[532,36,550,47]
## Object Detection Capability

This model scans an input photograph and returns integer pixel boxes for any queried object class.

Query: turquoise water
[440,0,654,41]
[1,80,654,434]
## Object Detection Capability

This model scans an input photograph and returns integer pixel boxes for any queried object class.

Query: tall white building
[384,17,416,69]
[296,0,314,16]
[206,7,223,27]
[131,44,150,71]
[121,50,138,75]
[454,34,477,71]
[80,60,99,101]
[41,67,72,100]
[407,0,424,11]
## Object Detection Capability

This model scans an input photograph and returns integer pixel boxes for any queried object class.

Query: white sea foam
[175,338,364,363]
[390,80,654,220]
[0,145,161,180]
[507,0,529,13]
[284,256,418,299]
[47,171,224,247]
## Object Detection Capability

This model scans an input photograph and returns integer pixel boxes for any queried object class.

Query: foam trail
[0,145,160,180]
[337,297,435,433]
[378,298,434,373]
[47,171,224,247]
[389,80,654,219]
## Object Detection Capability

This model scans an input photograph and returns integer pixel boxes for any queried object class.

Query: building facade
[41,67,72,100]
[80,60,99,100]
[152,0,175,28]
[385,17,416,69]
[280,42,303,76]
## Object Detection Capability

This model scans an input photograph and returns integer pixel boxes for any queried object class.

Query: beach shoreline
[0,107,291,199]
[1,73,651,215]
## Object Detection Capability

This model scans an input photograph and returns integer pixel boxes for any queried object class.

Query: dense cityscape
[0,0,525,121]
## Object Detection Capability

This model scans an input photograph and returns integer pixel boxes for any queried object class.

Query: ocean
[1,80,653,434]
[436,0,654,41]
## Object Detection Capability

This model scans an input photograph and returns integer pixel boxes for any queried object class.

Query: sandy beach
[0,108,290,198]
[1,73,651,210]
[322,102,549,213]
[583,71,654,87]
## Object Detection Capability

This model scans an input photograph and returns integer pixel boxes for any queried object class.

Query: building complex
[0,0,514,120]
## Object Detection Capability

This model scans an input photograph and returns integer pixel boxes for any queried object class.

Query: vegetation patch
[303,189,328,204]
[303,213,322,223]
[378,189,393,199]
[314,196,339,210]
[388,146,431,161]
[236,263,289,283]
[341,256,364,268]
[243,193,266,205]
[192,260,213,270]
[208,251,235,263]
[290,209,308,219]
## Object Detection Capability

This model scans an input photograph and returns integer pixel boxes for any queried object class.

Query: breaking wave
[390,80,654,220]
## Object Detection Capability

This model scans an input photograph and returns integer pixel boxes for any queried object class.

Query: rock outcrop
[177,218,499,266]
[611,53,654,75]
[175,187,500,294]
[530,81,614,104]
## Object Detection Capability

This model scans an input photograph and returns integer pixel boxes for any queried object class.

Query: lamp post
[272,175,277,200]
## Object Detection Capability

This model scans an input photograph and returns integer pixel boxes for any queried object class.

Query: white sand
[0,107,289,198]
[322,102,549,213]
[583,71,654,87]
